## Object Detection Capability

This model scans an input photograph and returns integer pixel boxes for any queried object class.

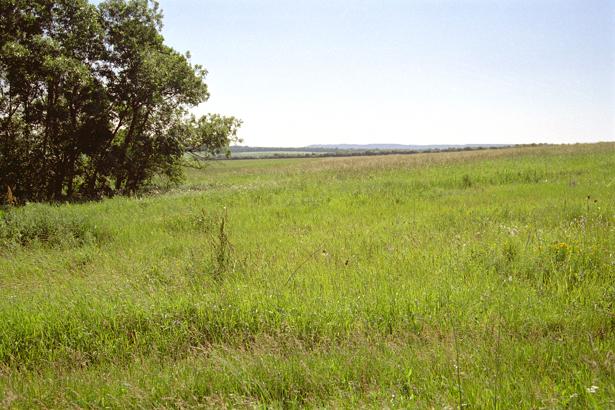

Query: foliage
[0,144,613,407]
[0,0,240,202]
[0,203,110,248]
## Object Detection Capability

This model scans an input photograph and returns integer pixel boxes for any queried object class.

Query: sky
[155,0,614,147]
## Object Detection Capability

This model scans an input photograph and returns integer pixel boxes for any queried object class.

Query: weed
[448,308,464,410]
[6,185,16,206]
[461,174,473,188]
[210,207,233,280]
[284,243,325,288]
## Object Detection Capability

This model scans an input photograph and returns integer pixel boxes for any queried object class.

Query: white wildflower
[586,385,598,394]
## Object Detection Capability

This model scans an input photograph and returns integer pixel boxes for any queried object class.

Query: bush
[0,204,110,248]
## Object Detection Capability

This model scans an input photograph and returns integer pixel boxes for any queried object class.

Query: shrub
[0,204,110,248]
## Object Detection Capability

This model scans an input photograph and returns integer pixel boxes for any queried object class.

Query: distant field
[222,144,514,159]
[1,143,614,408]
[227,151,325,158]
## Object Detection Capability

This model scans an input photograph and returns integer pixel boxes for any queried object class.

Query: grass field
[224,151,325,158]
[1,143,614,408]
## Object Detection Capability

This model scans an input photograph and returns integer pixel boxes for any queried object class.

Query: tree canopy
[0,0,241,202]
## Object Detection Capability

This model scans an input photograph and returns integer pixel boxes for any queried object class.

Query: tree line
[0,0,241,202]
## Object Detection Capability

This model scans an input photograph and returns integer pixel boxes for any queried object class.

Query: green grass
[1,143,614,408]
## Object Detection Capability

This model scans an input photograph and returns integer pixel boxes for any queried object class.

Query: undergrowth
[0,204,111,249]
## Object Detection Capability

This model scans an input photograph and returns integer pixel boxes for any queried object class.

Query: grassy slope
[0,143,614,408]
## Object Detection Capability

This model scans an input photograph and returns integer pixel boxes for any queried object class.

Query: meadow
[225,151,325,159]
[0,143,614,408]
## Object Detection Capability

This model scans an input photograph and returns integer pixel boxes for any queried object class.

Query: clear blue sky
[156,0,613,146]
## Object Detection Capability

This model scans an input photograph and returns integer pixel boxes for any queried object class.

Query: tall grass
[0,203,111,249]
[0,143,614,408]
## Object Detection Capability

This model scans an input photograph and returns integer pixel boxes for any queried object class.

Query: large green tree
[0,0,241,202]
